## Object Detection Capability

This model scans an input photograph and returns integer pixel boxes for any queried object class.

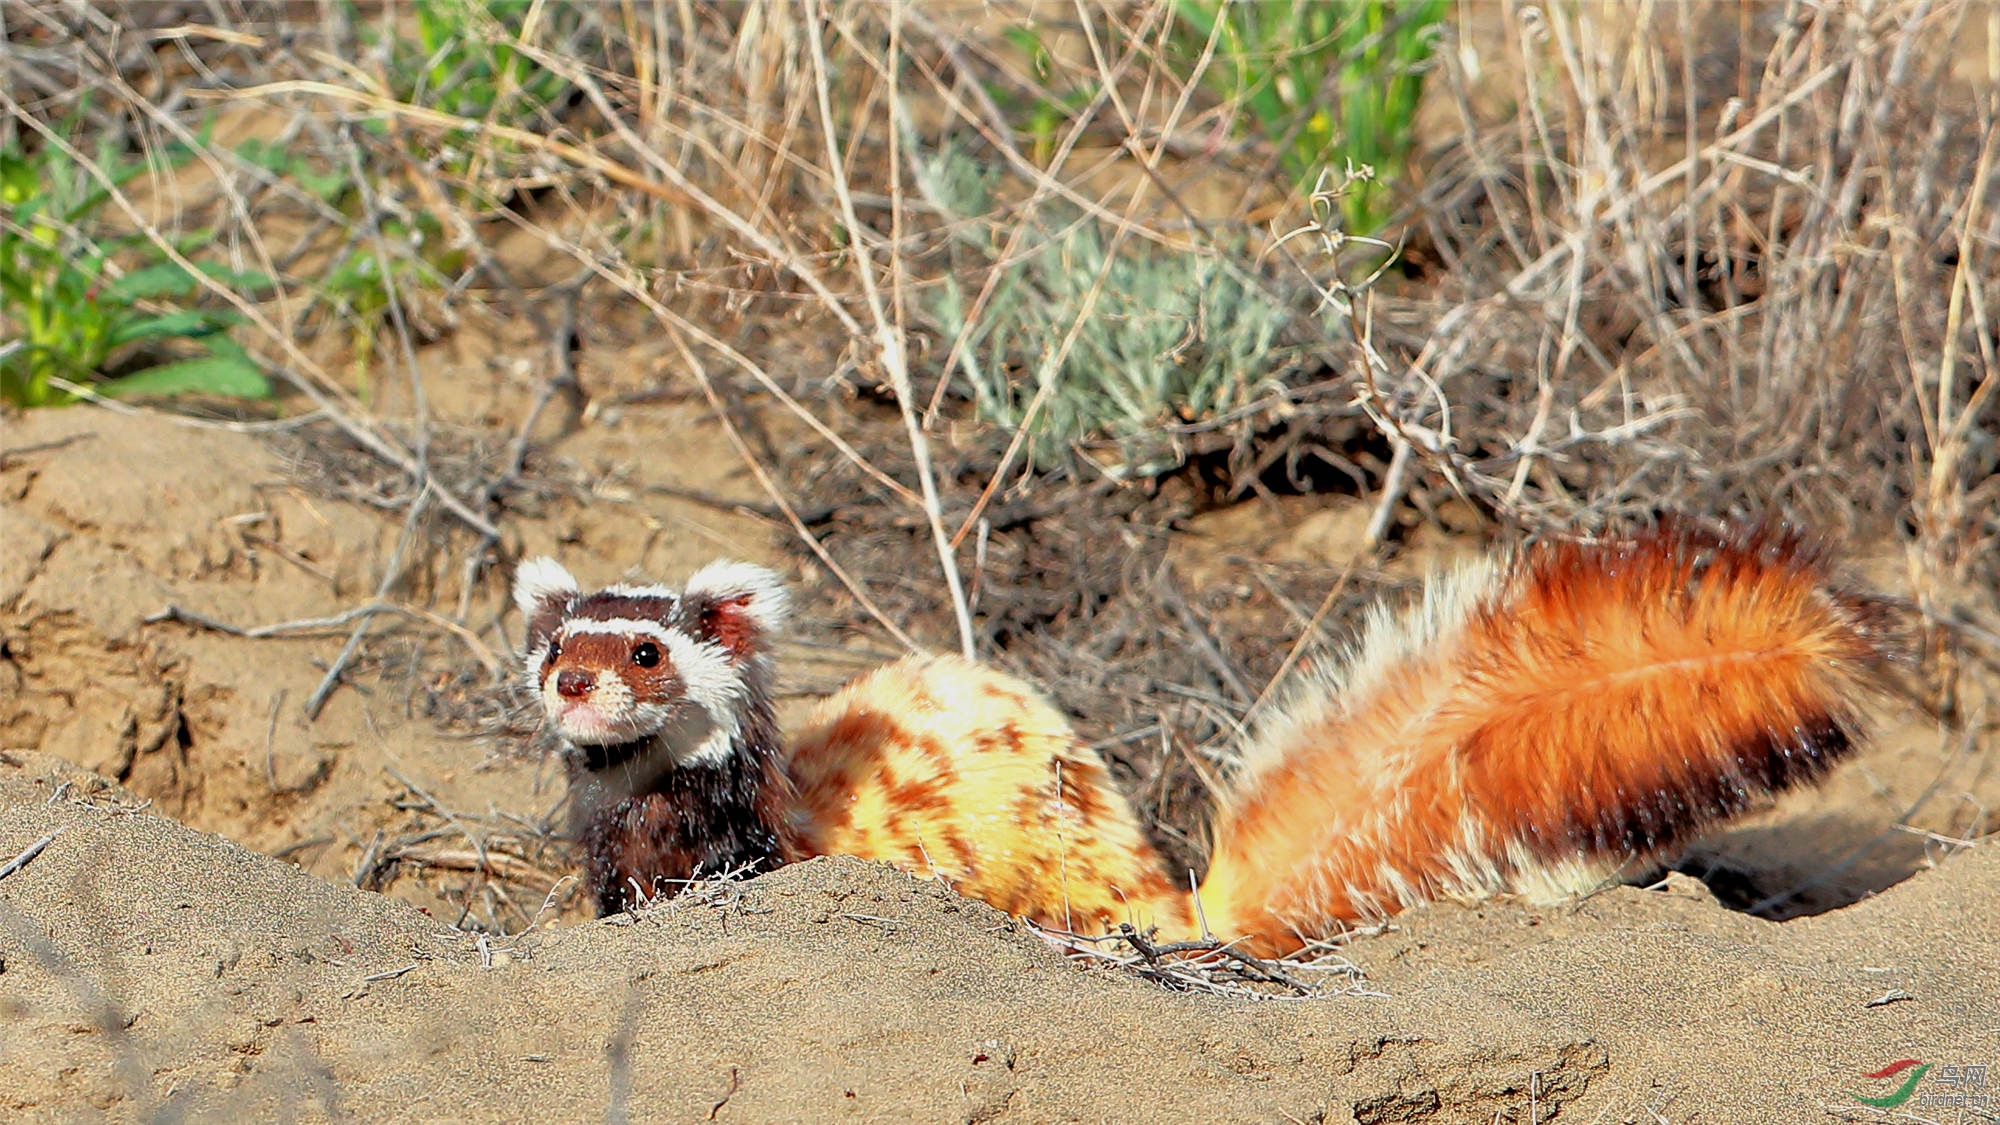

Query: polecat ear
[682,560,789,660]
[514,557,579,653]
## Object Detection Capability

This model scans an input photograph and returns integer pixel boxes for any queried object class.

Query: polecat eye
[632,642,660,668]
[546,640,562,663]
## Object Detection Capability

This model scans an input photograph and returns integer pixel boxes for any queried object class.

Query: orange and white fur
[517,524,1896,955]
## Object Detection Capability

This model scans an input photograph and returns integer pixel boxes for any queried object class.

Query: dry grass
[1030,919,1381,1001]
[1396,1,2000,636]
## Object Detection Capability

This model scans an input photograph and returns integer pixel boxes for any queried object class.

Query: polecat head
[512,558,790,767]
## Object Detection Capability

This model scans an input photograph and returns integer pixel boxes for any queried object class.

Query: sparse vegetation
[924,145,1329,475]
[0,0,1989,676]
[4,0,1989,718]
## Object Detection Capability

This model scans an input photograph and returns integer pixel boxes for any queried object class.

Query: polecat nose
[556,668,595,699]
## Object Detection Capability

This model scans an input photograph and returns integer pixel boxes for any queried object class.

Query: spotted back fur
[786,655,1191,936]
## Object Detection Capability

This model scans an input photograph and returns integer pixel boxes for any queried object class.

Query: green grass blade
[108,310,217,346]
[101,350,271,400]
[102,263,202,302]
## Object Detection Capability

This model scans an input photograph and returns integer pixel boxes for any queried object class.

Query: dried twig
[306,484,427,719]
[1029,919,1375,1001]
[387,846,549,885]
[146,596,500,680]
[806,0,976,658]
[1155,567,1254,706]
[0,433,95,467]
[0,829,65,884]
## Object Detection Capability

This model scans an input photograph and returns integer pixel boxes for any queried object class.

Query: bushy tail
[1183,524,1899,955]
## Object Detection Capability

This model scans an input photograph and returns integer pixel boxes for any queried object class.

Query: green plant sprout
[1173,0,1447,234]
[998,23,1099,166]
[0,130,271,408]
[364,0,579,179]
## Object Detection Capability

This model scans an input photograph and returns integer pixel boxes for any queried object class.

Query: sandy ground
[2,360,1996,1122]
[0,750,1993,1123]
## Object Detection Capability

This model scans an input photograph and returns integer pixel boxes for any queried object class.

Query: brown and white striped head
[513,558,790,768]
